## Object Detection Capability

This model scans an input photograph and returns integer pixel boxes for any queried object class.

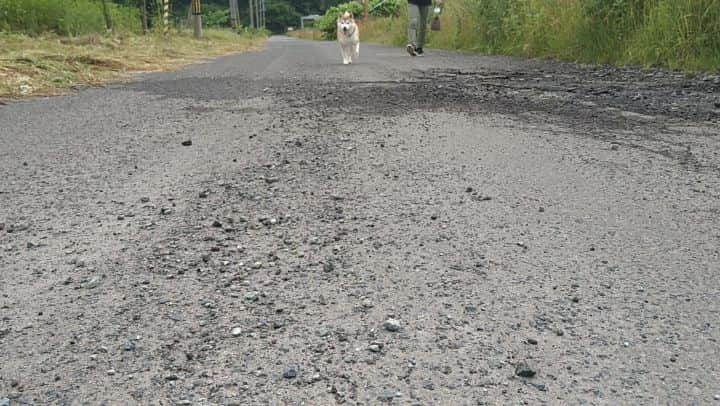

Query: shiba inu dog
[337,12,359,65]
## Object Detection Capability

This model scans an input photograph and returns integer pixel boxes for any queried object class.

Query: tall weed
[362,0,720,71]
[0,0,140,35]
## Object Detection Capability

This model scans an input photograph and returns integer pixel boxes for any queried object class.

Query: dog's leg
[354,42,360,60]
[342,46,349,65]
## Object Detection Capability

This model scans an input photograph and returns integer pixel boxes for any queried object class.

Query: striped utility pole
[163,0,170,35]
[191,0,203,38]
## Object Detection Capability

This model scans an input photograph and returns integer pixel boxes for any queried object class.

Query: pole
[229,0,239,29]
[163,0,169,35]
[249,0,255,28]
[255,0,262,28]
[262,0,266,29]
[191,0,202,38]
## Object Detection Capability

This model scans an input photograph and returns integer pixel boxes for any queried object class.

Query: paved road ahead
[1,37,719,405]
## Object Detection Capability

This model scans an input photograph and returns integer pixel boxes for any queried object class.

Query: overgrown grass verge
[0,29,266,98]
[342,0,720,72]
[0,0,140,35]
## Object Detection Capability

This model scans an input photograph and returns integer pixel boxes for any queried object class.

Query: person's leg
[407,3,420,55]
[416,4,430,50]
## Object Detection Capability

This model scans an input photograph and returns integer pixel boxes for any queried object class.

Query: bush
[317,1,364,39]
[369,0,403,17]
[0,0,140,35]
[203,6,230,28]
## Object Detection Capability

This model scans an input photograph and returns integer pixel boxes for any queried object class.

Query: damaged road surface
[1,36,719,405]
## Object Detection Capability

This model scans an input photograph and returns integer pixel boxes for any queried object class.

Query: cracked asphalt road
[1,36,720,405]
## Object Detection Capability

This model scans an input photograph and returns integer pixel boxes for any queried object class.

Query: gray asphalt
[1,36,719,405]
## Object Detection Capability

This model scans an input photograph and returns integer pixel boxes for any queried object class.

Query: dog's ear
[349,12,354,19]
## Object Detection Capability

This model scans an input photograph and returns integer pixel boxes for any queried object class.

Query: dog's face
[337,12,355,36]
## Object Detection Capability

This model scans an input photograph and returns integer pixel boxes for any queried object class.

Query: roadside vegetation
[0,0,266,98]
[297,0,720,72]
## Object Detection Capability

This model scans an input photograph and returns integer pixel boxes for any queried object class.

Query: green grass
[0,29,266,98]
[360,0,720,72]
[0,0,141,35]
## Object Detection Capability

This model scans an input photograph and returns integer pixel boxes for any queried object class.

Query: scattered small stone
[0,397,9,406]
[368,342,384,353]
[362,299,374,308]
[140,197,150,203]
[465,187,473,193]
[515,362,537,378]
[571,296,580,303]
[199,190,209,198]
[244,291,259,302]
[530,382,548,392]
[378,389,401,402]
[714,394,720,401]
[26,241,40,249]
[526,338,538,345]
[231,327,242,337]
[283,367,298,379]
[122,342,136,352]
[165,374,180,381]
[611,143,620,151]
[554,328,565,336]
[160,207,173,215]
[82,276,102,289]
[181,140,192,146]
[538,207,545,213]
[323,262,334,272]
[212,220,222,228]
[107,369,117,376]
[383,318,401,332]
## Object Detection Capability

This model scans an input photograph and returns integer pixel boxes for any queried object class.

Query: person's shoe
[406,43,417,56]
[415,47,424,56]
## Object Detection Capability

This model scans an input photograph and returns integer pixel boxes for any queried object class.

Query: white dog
[337,12,359,65]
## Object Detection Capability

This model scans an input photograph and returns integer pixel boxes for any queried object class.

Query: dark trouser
[408,3,430,48]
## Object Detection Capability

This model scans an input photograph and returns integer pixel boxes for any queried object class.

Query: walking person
[406,0,442,56]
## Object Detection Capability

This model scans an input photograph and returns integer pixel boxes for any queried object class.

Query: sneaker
[415,48,424,56]
[406,43,417,56]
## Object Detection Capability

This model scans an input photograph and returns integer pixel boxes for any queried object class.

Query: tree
[265,0,300,32]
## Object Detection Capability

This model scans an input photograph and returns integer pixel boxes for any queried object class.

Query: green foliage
[0,0,141,35]
[265,0,301,33]
[362,0,720,71]
[317,1,364,38]
[202,4,230,28]
[369,0,403,17]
